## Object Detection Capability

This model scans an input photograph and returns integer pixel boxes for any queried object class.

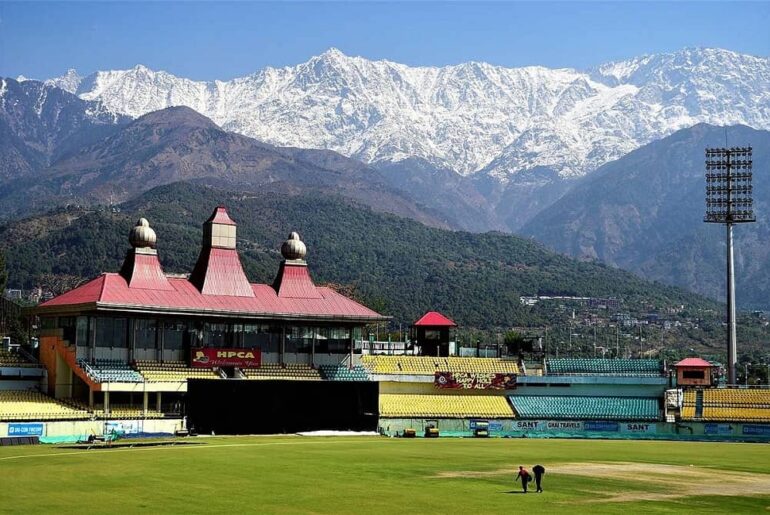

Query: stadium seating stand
[0,390,90,421]
[379,393,513,418]
[509,395,659,421]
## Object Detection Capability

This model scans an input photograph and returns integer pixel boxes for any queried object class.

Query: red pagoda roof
[189,247,254,297]
[38,273,385,321]
[121,252,173,291]
[675,357,713,368]
[207,206,237,225]
[36,206,387,323]
[414,311,457,327]
[274,263,322,299]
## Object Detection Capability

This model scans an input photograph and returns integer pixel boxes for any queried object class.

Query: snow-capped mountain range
[33,47,770,180]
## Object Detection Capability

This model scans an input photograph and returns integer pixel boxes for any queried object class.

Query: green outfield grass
[1,436,768,514]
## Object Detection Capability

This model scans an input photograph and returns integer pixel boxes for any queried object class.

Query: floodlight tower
[704,146,755,384]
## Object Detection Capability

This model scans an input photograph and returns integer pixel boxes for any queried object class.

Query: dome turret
[129,218,157,249]
[281,232,307,261]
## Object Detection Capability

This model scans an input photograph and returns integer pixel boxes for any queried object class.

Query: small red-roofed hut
[411,311,457,357]
[675,357,714,386]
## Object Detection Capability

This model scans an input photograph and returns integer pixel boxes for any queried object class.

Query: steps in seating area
[319,364,370,381]
[361,356,519,375]
[0,390,90,421]
[241,363,322,381]
[79,359,144,383]
[509,395,659,421]
[379,393,513,418]
[695,390,704,418]
[135,361,220,382]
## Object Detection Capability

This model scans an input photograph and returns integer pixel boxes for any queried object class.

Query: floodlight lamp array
[705,146,752,157]
[704,147,755,223]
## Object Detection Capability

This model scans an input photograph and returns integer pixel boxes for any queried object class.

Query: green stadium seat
[79,359,144,383]
[319,365,370,381]
[509,395,659,421]
[546,358,663,377]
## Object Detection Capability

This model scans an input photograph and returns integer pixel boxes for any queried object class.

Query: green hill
[522,124,770,309]
[2,182,719,332]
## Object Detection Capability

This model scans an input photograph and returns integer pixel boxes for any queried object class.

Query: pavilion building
[33,207,387,412]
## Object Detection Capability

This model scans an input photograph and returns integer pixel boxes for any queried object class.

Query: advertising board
[8,423,44,437]
[704,423,734,435]
[620,422,657,434]
[105,421,141,435]
[191,348,262,368]
[511,420,584,432]
[584,421,620,432]
[743,425,770,436]
[434,372,516,390]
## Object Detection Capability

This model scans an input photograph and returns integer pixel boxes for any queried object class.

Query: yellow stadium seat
[379,393,514,418]
[360,356,519,375]
[683,388,770,422]
[242,364,322,380]
[0,390,89,421]
[135,361,220,382]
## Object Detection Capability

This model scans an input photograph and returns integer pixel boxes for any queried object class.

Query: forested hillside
[1,182,719,331]
[522,124,770,309]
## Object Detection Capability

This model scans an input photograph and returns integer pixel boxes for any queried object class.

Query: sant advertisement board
[191,348,262,368]
[434,372,516,390]
[508,420,657,434]
[620,422,656,434]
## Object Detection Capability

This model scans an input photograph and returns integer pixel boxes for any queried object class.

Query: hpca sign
[191,348,262,368]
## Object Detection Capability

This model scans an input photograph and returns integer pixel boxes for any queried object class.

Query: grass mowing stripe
[0,438,368,462]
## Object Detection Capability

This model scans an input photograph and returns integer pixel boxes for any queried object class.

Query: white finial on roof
[281,232,307,261]
[129,218,157,249]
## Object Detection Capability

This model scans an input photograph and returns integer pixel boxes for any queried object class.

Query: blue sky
[1,1,769,80]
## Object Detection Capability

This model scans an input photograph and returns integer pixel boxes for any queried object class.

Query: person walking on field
[515,466,531,493]
[532,464,545,493]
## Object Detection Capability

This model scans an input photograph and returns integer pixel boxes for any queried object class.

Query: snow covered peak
[43,47,770,180]
[70,65,211,118]
[46,68,82,93]
[318,47,347,59]
[594,47,769,85]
